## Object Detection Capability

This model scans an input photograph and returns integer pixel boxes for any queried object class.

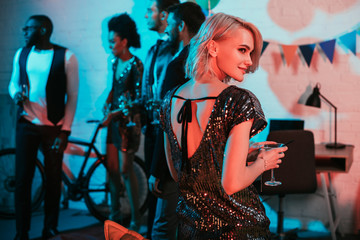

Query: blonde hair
[185,13,263,81]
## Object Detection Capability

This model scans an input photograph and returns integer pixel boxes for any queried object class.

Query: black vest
[19,44,67,125]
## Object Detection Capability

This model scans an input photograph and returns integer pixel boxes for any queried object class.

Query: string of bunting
[261,24,360,67]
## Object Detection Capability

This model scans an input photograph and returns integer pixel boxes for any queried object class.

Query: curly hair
[108,13,140,48]
[185,13,263,82]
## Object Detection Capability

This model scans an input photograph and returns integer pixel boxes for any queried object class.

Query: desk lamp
[305,83,345,149]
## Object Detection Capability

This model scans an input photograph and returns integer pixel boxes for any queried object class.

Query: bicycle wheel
[84,155,149,222]
[0,148,45,218]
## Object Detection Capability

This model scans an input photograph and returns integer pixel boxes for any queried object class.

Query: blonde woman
[160,13,287,239]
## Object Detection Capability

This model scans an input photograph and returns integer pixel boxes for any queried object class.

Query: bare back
[170,80,229,158]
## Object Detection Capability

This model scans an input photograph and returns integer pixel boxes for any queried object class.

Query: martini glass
[262,143,285,187]
[119,93,136,128]
[145,86,161,125]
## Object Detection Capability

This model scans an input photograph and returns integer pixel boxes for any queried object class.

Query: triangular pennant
[299,44,316,67]
[319,39,336,63]
[339,30,356,55]
[261,41,269,55]
[281,45,298,66]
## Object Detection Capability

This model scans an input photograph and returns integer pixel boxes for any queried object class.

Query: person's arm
[62,49,79,132]
[8,49,23,103]
[221,119,287,195]
[140,46,154,105]
[148,58,181,194]
[164,132,178,182]
[148,129,166,196]
[51,50,78,153]
[105,89,113,105]
[100,89,115,126]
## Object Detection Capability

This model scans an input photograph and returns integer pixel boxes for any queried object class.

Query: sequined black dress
[160,85,270,239]
[107,56,143,153]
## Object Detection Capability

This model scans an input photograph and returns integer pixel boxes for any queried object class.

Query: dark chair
[269,119,304,132]
[260,130,317,240]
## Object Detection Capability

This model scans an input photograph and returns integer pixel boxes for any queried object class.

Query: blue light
[261,197,330,236]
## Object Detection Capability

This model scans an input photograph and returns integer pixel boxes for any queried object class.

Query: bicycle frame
[0,120,149,222]
[61,122,106,200]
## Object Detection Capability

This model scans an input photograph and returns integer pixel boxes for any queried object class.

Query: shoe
[42,228,60,240]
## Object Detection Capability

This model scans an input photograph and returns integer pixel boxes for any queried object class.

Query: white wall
[0,0,359,234]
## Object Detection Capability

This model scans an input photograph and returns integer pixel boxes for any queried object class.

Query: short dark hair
[108,13,141,48]
[155,0,180,12]
[167,2,205,37]
[29,15,53,36]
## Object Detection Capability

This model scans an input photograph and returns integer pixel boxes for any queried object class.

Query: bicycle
[0,120,149,224]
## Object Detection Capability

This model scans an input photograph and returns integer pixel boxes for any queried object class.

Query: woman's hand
[14,91,28,106]
[148,175,162,197]
[103,102,110,116]
[257,144,288,171]
[102,114,112,126]
[247,141,277,162]
[248,141,276,153]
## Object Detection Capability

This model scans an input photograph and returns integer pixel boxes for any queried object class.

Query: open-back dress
[160,85,270,239]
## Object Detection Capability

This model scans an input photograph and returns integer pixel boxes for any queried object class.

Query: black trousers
[15,118,63,237]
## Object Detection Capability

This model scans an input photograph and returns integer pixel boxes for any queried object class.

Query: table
[315,144,354,240]
[315,144,354,172]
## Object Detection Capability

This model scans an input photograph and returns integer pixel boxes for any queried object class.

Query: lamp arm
[319,93,338,145]
[319,93,337,110]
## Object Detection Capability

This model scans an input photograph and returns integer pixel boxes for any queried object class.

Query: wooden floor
[0,207,147,240]
[0,207,359,240]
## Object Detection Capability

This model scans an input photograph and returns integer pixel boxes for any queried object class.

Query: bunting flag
[261,24,360,67]
[339,30,357,55]
[261,41,269,55]
[299,44,316,67]
[281,45,298,66]
[319,39,336,63]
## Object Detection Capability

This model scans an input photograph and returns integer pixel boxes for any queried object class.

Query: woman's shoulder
[133,55,143,67]
[131,55,143,75]
[219,85,264,119]
[222,85,266,135]
[160,86,179,125]
[224,85,251,94]
[174,80,228,99]
[163,85,180,102]
[223,85,260,103]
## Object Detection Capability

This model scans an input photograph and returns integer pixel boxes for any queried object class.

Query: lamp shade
[305,85,321,108]
[304,83,345,149]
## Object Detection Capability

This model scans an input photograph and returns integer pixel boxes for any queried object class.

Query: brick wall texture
[0,0,359,234]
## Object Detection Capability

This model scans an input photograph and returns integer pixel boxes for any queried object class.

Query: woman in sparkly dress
[102,13,143,231]
[160,13,288,239]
